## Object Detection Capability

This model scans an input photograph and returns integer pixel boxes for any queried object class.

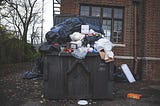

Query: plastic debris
[121,64,136,83]
[71,47,88,59]
[127,93,142,100]
[77,100,88,105]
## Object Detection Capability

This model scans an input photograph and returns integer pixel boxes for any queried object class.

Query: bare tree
[3,0,41,43]
[30,13,41,45]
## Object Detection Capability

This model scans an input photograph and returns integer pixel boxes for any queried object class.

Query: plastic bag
[69,32,85,41]
[71,47,88,59]
[94,37,113,52]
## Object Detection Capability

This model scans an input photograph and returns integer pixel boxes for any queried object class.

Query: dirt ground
[0,63,160,106]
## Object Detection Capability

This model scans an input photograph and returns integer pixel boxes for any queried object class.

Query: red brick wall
[61,0,77,15]
[142,60,160,81]
[61,0,129,15]
[144,0,160,57]
[142,0,160,80]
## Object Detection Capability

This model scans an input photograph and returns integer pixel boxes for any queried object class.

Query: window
[80,5,124,44]
[91,6,101,17]
[103,8,112,18]
[80,6,89,16]
[102,20,112,40]
[114,8,123,19]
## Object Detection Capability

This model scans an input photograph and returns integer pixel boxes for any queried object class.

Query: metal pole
[41,0,44,44]
[53,0,54,25]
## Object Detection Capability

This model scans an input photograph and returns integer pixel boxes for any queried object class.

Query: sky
[43,0,53,35]
[26,0,54,44]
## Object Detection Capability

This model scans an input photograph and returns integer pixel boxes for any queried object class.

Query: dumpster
[41,15,114,100]
[43,52,114,100]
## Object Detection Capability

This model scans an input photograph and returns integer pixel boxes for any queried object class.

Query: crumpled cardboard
[99,50,114,63]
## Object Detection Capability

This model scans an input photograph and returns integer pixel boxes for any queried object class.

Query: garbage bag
[47,18,83,44]
[69,32,85,41]
[83,36,102,46]
[39,42,60,53]
[45,31,59,43]
[94,37,113,52]
[46,17,105,44]
[86,23,104,34]
[113,67,128,82]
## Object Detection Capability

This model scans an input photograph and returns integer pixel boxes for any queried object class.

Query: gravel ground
[0,63,160,106]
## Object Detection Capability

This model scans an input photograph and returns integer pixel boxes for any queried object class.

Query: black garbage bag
[45,31,59,43]
[46,17,83,44]
[83,35,102,46]
[45,30,71,45]
[113,66,128,83]
[86,23,104,34]
[39,42,60,53]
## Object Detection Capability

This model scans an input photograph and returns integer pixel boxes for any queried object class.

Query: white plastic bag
[94,37,113,51]
[71,47,88,59]
[69,32,85,41]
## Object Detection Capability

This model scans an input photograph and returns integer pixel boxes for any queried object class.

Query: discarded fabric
[23,71,39,79]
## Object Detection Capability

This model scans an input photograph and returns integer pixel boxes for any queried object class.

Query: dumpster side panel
[93,62,114,99]
[67,63,90,99]
[62,56,91,99]
[43,55,65,99]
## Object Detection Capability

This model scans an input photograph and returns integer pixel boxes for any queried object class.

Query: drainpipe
[132,0,139,75]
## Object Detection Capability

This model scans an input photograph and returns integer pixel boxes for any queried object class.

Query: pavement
[0,63,160,106]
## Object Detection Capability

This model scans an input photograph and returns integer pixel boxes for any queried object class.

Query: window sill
[112,44,126,47]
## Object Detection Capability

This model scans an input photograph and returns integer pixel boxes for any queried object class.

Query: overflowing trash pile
[39,17,114,62]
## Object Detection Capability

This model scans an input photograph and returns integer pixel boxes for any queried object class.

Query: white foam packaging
[121,64,136,83]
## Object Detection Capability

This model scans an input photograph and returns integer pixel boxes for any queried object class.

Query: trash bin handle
[66,59,90,75]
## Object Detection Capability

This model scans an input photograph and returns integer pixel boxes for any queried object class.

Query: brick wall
[143,0,160,57]
[142,0,160,80]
